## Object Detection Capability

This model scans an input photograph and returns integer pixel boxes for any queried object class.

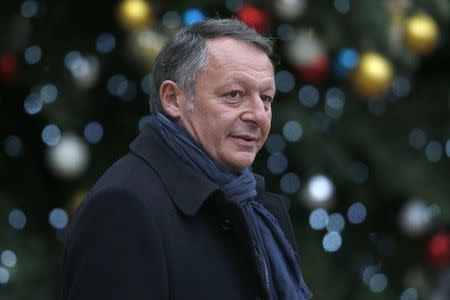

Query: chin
[225,156,256,172]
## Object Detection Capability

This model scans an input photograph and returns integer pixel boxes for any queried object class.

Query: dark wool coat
[62,124,301,300]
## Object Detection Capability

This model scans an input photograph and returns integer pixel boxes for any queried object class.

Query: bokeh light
[322,231,342,252]
[298,85,320,108]
[183,8,205,26]
[8,209,27,230]
[400,288,418,300]
[282,120,303,142]
[399,200,433,238]
[369,273,388,293]
[46,133,90,179]
[304,174,334,206]
[40,84,58,103]
[326,213,345,232]
[0,267,10,284]
[275,70,295,93]
[4,135,23,158]
[107,74,129,97]
[276,23,296,41]
[24,45,42,64]
[49,208,69,230]
[280,172,301,194]
[84,122,104,144]
[21,0,38,18]
[96,33,116,53]
[119,80,137,101]
[409,128,427,150]
[1,250,17,268]
[265,134,286,154]
[334,48,358,78]
[24,93,43,115]
[41,124,62,146]
[309,208,329,230]
[334,0,350,14]
[324,87,345,118]
[64,51,81,69]
[362,265,379,285]
[347,202,367,224]
[267,153,288,175]
[162,11,182,29]
[425,140,442,162]
[68,55,100,88]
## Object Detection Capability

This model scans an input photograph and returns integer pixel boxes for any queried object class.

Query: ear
[159,80,186,118]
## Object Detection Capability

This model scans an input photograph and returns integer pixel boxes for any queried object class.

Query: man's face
[176,37,275,171]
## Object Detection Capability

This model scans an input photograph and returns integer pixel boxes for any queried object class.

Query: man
[62,18,311,300]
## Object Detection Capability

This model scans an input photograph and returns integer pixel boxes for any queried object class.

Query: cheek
[262,115,271,135]
[202,120,228,145]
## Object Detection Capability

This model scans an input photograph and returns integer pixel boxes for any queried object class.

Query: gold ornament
[404,14,439,55]
[128,29,167,70]
[117,0,152,31]
[351,52,394,98]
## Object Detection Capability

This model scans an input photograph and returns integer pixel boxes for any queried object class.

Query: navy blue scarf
[149,112,312,300]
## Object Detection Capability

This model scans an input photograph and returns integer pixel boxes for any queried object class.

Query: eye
[227,90,243,99]
[260,95,273,110]
[261,95,273,104]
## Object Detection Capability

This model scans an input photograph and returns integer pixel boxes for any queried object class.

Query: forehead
[202,37,275,87]
[205,37,273,71]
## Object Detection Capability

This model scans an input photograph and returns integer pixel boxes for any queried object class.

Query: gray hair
[149,18,274,113]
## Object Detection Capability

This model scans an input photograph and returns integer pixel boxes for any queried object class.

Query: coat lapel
[129,124,221,216]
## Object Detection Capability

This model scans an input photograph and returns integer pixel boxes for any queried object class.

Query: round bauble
[117,0,152,31]
[351,52,393,98]
[404,14,439,55]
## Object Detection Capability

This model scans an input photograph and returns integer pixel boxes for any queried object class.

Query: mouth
[230,134,259,148]
[231,134,258,142]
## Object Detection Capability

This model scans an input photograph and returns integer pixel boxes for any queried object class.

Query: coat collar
[129,124,219,216]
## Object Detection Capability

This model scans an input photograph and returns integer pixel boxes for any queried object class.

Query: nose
[241,94,271,127]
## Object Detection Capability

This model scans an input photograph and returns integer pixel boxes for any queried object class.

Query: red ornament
[426,232,450,267]
[235,5,270,34]
[0,53,18,84]
[296,54,330,84]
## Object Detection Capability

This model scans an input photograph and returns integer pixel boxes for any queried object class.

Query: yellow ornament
[128,29,167,70]
[117,0,152,31]
[404,14,439,55]
[351,52,394,98]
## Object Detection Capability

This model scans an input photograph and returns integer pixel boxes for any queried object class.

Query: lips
[231,134,258,142]
[230,134,260,149]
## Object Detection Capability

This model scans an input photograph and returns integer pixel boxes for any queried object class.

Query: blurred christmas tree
[1,0,449,299]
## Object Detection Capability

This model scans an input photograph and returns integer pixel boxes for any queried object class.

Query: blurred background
[1,0,449,299]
